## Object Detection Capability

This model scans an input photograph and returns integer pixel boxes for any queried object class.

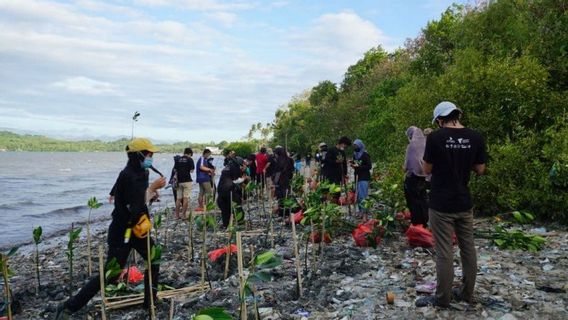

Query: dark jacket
[354,152,372,181]
[108,160,149,244]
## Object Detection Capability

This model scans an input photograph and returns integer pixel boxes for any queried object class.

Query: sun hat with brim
[127,138,159,153]
[432,101,462,124]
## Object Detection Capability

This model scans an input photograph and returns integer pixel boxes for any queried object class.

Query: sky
[0,0,470,143]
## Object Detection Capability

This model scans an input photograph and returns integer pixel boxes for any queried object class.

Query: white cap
[432,101,462,124]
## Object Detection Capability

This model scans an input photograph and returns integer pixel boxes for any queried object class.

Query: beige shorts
[177,182,192,199]
[199,182,212,196]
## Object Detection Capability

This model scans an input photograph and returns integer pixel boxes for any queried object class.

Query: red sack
[339,191,356,205]
[208,244,238,262]
[309,231,331,243]
[406,224,434,248]
[352,219,383,247]
[119,266,144,284]
[396,210,411,221]
[293,210,304,224]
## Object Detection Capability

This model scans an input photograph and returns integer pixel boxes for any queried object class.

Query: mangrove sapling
[104,258,127,296]
[153,210,163,241]
[32,226,42,294]
[1,247,18,320]
[66,224,82,295]
[87,197,103,276]
[243,250,282,320]
[131,111,140,139]
[188,206,194,263]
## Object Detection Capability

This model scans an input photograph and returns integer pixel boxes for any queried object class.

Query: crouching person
[55,138,167,319]
[217,157,248,228]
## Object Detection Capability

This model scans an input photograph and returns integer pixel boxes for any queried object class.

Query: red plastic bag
[119,266,144,284]
[293,210,304,224]
[309,231,331,243]
[208,244,238,262]
[352,219,383,247]
[406,224,434,248]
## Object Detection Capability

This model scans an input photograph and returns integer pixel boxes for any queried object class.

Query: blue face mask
[141,157,153,169]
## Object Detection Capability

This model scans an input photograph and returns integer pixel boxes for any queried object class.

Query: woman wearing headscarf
[351,139,372,217]
[403,126,429,226]
[272,146,293,216]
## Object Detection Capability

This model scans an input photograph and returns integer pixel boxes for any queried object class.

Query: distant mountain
[0,130,224,152]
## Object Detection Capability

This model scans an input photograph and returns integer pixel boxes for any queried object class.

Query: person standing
[323,136,351,185]
[416,101,487,308]
[316,142,328,181]
[217,157,247,228]
[174,148,195,219]
[272,147,293,216]
[351,139,372,217]
[256,147,268,187]
[55,138,166,319]
[196,149,215,210]
[403,126,429,227]
[305,153,312,168]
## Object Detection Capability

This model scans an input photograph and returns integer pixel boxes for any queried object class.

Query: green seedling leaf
[105,258,122,280]
[253,251,275,266]
[248,271,271,283]
[195,307,233,320]
[257,256,282,270]
[150,245,163,264]
[7,246,19,257]
[33,226,43,244]
[88,197,103,209]
[205,198,216,211]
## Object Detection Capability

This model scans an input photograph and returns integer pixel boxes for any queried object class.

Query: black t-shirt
[323,146,347,184]
[423,127,487,213]
[354,152,372,181]
[217,162,242,194]
[174,155,195,183]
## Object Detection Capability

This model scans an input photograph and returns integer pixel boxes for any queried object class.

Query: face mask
[141,157,153,169]
[354,147,361,152]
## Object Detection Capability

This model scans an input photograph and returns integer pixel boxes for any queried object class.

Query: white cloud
[206,11,237,27]
[287,11,392,81]
[52,77,120,96]
[134,0,255,11]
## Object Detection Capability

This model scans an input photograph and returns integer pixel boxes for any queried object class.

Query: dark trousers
[217,190,243,227]
[404,175,429,226]
[64,236,159,312]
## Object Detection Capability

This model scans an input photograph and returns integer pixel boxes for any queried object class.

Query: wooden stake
[97,245,107,320]
[146,236,156,320]
[290,212,303,298]
[310,219,317,273]
[169,299,175,320]
[223,213,234,280]
[87,220,92,277]
[188,208,194,263]
[164,206,170,248]
[319,206,326,262]
[200,210,207,284]
[236,232,247,320]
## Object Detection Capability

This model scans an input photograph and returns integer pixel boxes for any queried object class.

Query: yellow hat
[127,138,159,153]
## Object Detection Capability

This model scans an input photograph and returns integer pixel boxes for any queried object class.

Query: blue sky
[0,0,470,143]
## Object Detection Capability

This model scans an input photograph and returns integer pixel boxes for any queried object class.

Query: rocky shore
[2,201,568,320]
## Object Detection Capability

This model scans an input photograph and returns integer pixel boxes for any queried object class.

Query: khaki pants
[429,208,477,305]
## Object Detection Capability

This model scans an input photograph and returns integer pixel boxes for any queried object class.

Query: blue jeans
[357,180,369,212]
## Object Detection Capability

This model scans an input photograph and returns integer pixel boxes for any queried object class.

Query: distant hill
[0,131,227,152]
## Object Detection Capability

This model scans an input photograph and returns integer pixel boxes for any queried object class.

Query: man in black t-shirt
[174,148,195,219]
[416,101,487,308]
[323,136,351,185]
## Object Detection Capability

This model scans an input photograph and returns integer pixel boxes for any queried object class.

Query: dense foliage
[269,0,568,221]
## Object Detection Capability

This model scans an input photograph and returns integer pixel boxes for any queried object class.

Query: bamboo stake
[164,206,170,248]
[101,284,209,310]
[146,236,156,320]
[169,299,174,320]
[200,209,207,284]
[354,175,359,218]
[87,220,92,277]
[236,232,247,320]
[269,185,275,248]
[319,207,326,263]
[223,213,234,280]
[290,212,303,298]
[98,245,107,320]
[188,207,194,263]
[310,219,317,273]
